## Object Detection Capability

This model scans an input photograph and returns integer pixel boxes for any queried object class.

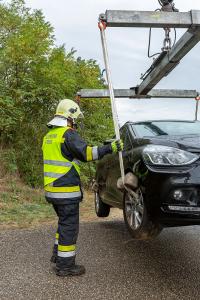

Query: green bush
[0,148,18,175]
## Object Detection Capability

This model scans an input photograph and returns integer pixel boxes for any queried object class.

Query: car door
[102,126,134,208]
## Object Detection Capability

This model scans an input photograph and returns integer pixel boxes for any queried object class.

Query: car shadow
[95,220,200,298]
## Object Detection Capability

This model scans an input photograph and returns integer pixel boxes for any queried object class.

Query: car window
[120,127,132,150]
[133,121,200,137]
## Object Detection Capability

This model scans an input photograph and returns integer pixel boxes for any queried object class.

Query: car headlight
[143,145,199,166]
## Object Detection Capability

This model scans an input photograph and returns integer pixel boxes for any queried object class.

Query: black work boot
[56,265,86,277]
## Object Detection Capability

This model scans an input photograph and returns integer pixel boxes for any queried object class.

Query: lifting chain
[159,0,179,12]
[159,0,178,53]
[162,28,172,52]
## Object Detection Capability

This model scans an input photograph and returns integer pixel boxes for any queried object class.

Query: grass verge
[0,177,54,229]
[0,175,122,230]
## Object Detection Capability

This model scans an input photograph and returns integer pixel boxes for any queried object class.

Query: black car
[94,120,200,239]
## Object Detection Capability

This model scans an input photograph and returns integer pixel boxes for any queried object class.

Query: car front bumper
[145,162,200,226]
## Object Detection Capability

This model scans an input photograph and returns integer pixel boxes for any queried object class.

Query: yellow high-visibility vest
[42,126,81,199]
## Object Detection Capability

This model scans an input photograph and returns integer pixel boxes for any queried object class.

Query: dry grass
[0,174,54,229]
[0,173,122,230]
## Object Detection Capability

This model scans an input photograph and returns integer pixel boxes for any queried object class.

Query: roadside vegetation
[0,160,121,228]
[0,0,115,227]
[0,156,99,228]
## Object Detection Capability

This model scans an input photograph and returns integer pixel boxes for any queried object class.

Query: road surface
[0,219,200,299]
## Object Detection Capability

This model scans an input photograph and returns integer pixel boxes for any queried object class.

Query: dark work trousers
[52,203,79,270]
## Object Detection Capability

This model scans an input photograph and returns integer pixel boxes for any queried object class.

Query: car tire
[123,189,162,240]
[95,191,110,217]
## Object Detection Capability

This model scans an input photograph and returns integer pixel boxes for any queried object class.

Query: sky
[8,0,200,124]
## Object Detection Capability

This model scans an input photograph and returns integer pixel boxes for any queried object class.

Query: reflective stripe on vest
[44,172,65,178]
[44,160,72,167]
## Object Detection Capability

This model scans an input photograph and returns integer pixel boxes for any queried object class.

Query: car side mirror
[103,139,115,145]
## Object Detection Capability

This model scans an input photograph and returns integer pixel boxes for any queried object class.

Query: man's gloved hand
[111,139,124,153]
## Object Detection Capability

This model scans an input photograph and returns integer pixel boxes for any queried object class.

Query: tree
[0,0,114,187]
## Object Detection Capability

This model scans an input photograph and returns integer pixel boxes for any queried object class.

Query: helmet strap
[67,117,77,129]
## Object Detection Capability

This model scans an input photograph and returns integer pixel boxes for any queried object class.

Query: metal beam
[137,27,200,95]
[79,89,199,99]
[100,10,200,28]
[148,89,199,98]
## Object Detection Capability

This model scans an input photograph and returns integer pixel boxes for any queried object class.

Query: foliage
[0,0,114,187]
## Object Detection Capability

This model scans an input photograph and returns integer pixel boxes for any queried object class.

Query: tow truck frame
[77,6,200,179]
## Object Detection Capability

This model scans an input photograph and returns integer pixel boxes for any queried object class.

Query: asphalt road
[1,219,200,300]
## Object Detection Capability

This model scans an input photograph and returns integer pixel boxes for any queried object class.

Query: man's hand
[111,140,124,153]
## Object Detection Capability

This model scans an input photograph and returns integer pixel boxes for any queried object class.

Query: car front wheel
[123,189,162,240]
[95,192,110,217]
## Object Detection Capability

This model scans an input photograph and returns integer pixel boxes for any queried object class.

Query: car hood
[144,135,200,153]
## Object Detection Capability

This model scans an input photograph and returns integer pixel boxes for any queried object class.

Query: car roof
[124,120,200,126]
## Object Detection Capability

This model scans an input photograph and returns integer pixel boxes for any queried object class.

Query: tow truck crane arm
[78,0,200,180]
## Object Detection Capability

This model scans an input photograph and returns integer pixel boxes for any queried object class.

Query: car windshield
[133,121,200,137]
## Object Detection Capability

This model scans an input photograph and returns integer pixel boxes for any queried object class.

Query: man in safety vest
[42,99,123,277]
